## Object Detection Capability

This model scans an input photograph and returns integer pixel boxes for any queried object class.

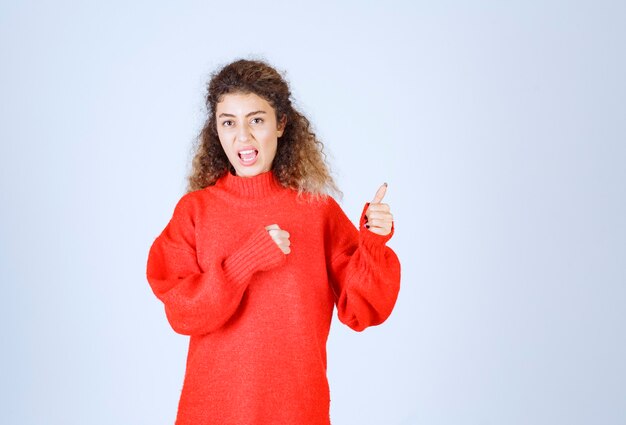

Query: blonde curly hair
[188,59,341,199]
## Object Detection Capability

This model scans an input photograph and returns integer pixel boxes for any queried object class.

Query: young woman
[146,59,401,425]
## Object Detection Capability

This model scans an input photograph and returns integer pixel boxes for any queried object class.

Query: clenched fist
[265,224,291,254]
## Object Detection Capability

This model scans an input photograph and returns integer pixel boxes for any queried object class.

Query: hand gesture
[265,224,291,254]
[365,183,393,236]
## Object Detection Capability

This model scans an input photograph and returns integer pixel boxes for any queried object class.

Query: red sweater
[146,170,401,425]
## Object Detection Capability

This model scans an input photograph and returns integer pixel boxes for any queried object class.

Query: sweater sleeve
[325,199,401,332]
[146,195,286,336]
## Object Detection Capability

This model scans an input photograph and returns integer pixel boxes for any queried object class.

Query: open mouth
[238,149,258,165]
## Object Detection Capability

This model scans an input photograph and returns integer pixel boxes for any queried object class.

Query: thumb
[371,182,388,204]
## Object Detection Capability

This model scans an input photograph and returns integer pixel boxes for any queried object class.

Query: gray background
[1,1,624,424]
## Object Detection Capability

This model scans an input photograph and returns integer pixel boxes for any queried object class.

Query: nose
[237,122,251,142]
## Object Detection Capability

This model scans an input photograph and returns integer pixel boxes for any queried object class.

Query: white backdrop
[1,1,625,424]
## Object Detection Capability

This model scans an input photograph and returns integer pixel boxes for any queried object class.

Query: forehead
[216,92,274,114]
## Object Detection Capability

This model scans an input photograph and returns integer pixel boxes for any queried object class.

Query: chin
[235,166,269,177]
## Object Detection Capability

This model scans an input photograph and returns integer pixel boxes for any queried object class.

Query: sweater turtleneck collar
[214,170,286,200]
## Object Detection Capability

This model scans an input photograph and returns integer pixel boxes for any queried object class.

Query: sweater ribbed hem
[223,226,286,284]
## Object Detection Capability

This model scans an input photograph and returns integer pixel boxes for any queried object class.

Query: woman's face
[215,92,286,178]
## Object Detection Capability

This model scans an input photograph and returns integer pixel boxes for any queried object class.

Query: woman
[146,59,401,424]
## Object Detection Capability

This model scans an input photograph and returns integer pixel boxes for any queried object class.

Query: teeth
[239,149,256,155]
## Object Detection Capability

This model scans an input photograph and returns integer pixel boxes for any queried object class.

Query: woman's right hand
[265,224,291,254]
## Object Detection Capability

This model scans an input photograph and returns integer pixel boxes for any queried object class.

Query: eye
[221,120,234,127]
[251,117,264,124]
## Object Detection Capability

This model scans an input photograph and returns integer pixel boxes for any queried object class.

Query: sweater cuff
[359,202,395,252]
[223,226,286,284]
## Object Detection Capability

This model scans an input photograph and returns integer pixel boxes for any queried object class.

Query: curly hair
[187,59,341,198]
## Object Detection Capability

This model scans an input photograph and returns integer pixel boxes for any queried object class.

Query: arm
[326,199,401,332]
[146,195,285,336]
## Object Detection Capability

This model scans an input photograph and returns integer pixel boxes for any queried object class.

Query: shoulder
[292,191,344,214]
[297,193,354,232]
[319,194,348,218]
[170,186,219,219]
[172,189,201,212]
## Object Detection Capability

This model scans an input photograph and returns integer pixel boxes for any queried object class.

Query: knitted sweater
[146,170,401,425]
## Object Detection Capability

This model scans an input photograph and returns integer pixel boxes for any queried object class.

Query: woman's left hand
[365,183,393,236]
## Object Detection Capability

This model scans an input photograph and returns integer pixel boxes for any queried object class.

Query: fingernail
[384,182,388,187]
[365,224,370,229]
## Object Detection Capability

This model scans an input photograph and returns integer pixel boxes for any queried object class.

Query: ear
[277,115,287,137]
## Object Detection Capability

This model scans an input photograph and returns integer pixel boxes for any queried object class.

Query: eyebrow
[218,110,267,118]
